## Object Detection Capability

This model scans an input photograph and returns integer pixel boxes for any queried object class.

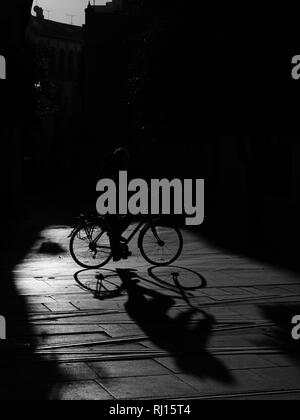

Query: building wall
[83,3,129,154]
[0,1,33,217]
[25,14,84,187]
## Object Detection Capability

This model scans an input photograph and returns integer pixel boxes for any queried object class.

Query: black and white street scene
[1,0,300,402]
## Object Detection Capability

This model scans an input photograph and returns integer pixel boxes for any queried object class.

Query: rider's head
[113,147,130,170]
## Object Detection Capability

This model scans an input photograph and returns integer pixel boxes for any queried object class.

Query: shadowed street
[2,0,300,402]
[1,213,300,400]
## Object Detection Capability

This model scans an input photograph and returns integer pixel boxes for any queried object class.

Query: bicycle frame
[70,214,183,268]
[88,216,158,249]
[122,219,146,246]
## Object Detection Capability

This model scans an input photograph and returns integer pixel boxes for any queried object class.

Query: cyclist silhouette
[101,148,132,262]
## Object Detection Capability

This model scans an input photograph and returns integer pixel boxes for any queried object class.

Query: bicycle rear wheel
[140,223,183,266]
[70,224,112,269]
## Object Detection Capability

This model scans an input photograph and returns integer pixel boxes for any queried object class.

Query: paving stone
[177,369,266,396]
[220,287,256,297]
[122,324,145,335]
[37,332,108,345]
[52,380,113,400]
[55,363,99,381]
[89,343,145,353]
[252,367,300,390]
[89,359,170,378]
[100,325,129,337]
[254,287,290,296]
[43,302,78,312]
[92,313,132,322]
[208,334,255,348]
[0,362,98,387]
[262,355,295,367]
[188,297,217,305]
[202,288,232,297]
[47,286,82,294]
[98,375,197,399]
[26,296,56,304]
[140,340,165,351]
[230,305,266,319]
[71,300,113,310]
[31,324,104,336]
[155,353,274,377]
[282,285,300,294]
[156,357,188,374]
[238,287,265,296]
[206,307,241,318]
[221,391,300,400]
[53,293,100,302]
[27,304,52,313]
[216,354,276,370]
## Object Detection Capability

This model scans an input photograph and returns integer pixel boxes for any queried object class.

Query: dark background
[1,0,300,263]
[1,0,300,400]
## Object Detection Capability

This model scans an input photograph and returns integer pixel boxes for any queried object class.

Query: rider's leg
[118,215,133,257]
[106,216,123,262]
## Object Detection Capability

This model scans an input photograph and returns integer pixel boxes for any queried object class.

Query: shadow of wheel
[148,266,207,291]
[74,268,126,300]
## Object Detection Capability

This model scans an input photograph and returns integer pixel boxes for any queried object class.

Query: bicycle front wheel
[70,224,112,269]
[140,224,183,266]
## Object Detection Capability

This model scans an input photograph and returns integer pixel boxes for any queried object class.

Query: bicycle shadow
[117,268,234,383]
[147,265,207,307]
[74,268,127,300]
[73,265,206,304]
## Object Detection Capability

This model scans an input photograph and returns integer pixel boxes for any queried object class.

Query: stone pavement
[1,222,300,400]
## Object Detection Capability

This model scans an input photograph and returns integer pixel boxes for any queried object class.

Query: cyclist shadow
[117,268,234,384]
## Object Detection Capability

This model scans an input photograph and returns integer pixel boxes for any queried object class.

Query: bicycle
[69,214,183,269]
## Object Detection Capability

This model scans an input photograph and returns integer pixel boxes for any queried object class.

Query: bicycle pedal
[122,251,132,260]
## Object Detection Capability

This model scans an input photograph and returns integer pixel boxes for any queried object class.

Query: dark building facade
[83,0,129,151]
[0,0,33,216]
[82,0,175,179]
[25,9,83,187]
[82,2,300,258]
